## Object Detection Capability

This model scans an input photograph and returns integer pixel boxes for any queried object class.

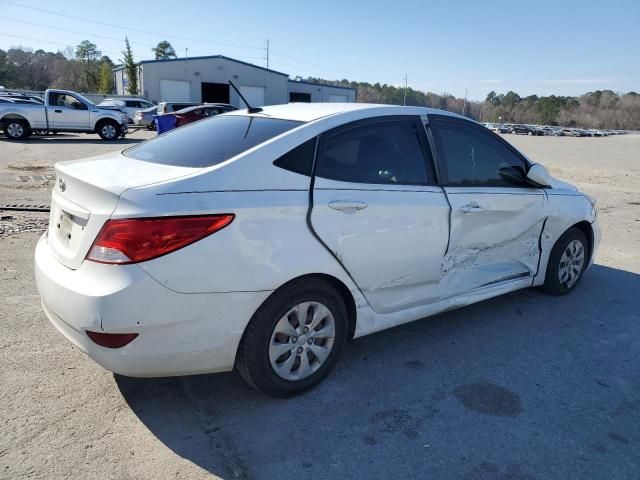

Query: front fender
[533,190,596,285]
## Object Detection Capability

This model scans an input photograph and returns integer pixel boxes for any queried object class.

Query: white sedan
[35,103,600,397]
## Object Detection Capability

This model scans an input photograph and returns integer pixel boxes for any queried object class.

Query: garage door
[239,86,265,108]
[328,94,348,103]
[160,80,191,102]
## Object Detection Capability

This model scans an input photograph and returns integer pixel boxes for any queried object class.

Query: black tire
[541,227,589,296]
[3,119,31,140]
[236,278,348,398]
[96,120,120,141]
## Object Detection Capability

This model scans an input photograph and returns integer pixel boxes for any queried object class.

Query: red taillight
[86,331,138,348]
[86,214,234,264]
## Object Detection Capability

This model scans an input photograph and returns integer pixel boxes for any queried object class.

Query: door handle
[328,200,368,212]
[54,109,62,113]
[459,202,483,213]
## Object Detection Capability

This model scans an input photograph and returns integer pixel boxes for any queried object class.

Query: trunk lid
[48,150,197,269]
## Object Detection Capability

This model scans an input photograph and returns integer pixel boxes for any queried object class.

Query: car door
[427,115,547,296]
[48,93,90,129]
[310,116,450,314]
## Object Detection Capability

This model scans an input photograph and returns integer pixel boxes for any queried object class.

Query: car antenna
[228,80,262,114]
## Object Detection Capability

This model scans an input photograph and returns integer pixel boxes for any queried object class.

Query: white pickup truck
[0,89,128,140]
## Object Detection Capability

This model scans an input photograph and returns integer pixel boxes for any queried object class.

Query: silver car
[133,106,158,130]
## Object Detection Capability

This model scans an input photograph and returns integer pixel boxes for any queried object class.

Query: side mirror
[498,165,527,185]
[526,163,552,187]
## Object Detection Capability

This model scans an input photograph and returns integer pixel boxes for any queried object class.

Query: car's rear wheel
[236,278,348,397]
[541,228,588,295]
[96,120,120,140]
[4,120,31,140]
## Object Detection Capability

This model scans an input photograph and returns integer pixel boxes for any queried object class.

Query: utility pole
[463,89,468,116]
[403,74,408,106]
[185,47,188,60]
[264,39,270,69]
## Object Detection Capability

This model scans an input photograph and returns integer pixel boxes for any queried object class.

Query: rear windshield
[124,115,303,167]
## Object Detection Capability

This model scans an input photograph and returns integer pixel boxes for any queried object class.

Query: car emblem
[58,178,66,192]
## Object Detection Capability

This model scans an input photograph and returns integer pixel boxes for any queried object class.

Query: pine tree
[121,37,138,95]
[98,62,114,94]
[152,41,177,60]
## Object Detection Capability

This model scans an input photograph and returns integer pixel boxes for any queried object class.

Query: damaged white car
[34,103,600,397]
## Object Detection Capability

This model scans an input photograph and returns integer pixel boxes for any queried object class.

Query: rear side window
[316,119,429,185]
[273,139,316,176]
[124,116,303,167]
[430,119,528,187]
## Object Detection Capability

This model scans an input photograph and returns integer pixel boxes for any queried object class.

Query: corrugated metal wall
[140,57,289,106]
[287,81,357,102]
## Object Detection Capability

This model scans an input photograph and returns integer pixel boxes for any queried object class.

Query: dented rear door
[311,116,449,314]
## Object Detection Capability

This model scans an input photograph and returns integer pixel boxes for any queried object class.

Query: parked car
[539,127,562,136]
[157,101,199,115]
[34,104,600,397]
[511,124,543,135]
[174,104,238,127]
[98,98,155,123]
[133,106,158,130]
[0,89,128,140]
[491,124,511,134]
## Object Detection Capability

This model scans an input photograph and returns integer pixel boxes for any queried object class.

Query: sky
[0,0,638,100]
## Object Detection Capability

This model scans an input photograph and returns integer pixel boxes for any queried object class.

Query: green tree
[98,62,114,94]
[152,41,177,60]
[75,40,101,62]
[121,37,138,95]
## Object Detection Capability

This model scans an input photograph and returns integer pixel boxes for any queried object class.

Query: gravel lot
[1,130,639,479]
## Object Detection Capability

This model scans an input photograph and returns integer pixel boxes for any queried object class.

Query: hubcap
[7,123,24,137]
[269,301,336,381]
[102,124,117,138]
[558,239,585,288]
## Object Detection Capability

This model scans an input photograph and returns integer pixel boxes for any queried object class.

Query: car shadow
[115,264,640,479]
[0,133,148,144]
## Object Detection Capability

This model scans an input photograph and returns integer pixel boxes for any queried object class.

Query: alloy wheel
[7,123,24,138]
[102,124,117,139]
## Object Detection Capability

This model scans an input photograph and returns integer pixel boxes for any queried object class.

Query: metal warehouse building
[113,55,356,106]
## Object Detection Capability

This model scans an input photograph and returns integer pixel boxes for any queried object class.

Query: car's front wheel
[541,227,589,295]
[96,120,120,140]
[236,278,348,397]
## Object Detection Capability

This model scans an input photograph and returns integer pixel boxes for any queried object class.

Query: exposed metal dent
[479,271,530,288]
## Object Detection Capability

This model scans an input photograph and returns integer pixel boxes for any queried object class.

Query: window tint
[430,120,527,186]
[273,138,316,176]
[124,115,302,167]
[316,119,429,185]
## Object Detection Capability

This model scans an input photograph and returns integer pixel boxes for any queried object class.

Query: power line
[0,32,124,58]
[0,16,264,63]
[1,1,263,51]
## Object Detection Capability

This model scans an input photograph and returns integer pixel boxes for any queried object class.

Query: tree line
[307,78,640,130]
[1,40,637,129]
[0,39,177,95]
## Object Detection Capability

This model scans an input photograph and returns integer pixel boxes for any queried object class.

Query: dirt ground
[1,130,639,479]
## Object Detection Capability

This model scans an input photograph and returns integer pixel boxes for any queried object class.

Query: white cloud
[543,78,617,85]
[479,79,502,84]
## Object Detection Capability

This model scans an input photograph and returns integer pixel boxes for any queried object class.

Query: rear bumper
[34,234,271,377]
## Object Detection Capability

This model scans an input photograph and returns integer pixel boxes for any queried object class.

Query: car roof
[224,102,468,123]
[176,104,237,114]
